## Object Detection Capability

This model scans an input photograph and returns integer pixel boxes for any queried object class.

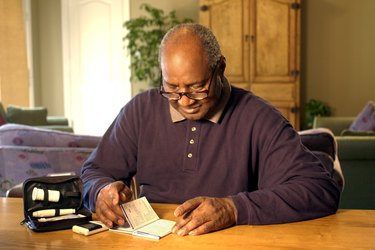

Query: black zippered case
[21,175,92,232]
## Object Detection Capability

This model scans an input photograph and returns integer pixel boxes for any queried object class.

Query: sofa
[313,116,375,209]
[0,102,73,132]
[0,124,101,197]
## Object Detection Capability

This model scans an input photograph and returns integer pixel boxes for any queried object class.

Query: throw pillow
[0,102,7,125]
[349,101,375,131]
[340,129,375,136]
[6,105,47,126]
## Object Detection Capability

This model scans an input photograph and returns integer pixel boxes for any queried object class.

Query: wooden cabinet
[199,0,301,129]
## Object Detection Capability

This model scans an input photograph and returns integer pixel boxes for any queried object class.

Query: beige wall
[0,0,29,108]
[31,0,64,115]
[302,0,375,116]
[130,0,198,20]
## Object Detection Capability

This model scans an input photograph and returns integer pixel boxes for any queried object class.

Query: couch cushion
[313,116,354,136]
[349,101,375,131]
[0,124,101,148]
[6,105,47,126]
[340,129,375,136]
[336,136,375,160]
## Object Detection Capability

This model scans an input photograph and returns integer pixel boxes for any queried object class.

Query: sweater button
[187,153,193,158]
[189,139,195,144]
[191,127,197,132]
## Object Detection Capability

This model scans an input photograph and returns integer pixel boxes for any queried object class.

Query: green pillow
[0,102,7,125]
[6,105,47,126]
[340,129,375,136]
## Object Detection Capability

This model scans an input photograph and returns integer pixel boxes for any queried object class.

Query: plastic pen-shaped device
[132,231,161,240]
[32,208,76,217]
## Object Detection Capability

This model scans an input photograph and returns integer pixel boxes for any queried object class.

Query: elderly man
[81,23,341,236]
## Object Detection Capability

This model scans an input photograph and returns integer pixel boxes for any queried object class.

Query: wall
[0,0,29,108]
[31,0,64,115]
[130,0,198,20]
[302,0,375,116]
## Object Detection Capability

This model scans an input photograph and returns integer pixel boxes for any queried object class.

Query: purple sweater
[81,87,340,225]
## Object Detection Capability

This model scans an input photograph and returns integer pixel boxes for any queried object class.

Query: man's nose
[178,94,195,106]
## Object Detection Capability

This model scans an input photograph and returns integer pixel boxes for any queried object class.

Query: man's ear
[219,56,226,74]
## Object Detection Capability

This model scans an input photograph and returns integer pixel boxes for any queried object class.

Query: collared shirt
[81,84,340,225]
[170,78,231,123]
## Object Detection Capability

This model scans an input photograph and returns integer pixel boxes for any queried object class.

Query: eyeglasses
[159,64,218,101]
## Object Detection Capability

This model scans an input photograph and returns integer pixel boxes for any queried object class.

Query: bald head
[159,23,222,71]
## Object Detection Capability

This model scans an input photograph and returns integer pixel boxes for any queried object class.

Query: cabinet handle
[290,70,300,76]
[291,3,300,9]
[245,35,255,42]
[200,5,209,11]
[291,107,299,113]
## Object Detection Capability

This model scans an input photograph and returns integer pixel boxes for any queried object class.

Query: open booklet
[110,197,176,240]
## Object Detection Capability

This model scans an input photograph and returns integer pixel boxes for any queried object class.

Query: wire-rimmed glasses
[159,64,218,101]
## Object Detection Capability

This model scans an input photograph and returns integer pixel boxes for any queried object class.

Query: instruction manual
[110,197,176,240]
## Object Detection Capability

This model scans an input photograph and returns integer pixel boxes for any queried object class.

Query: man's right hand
[95,181,133,228]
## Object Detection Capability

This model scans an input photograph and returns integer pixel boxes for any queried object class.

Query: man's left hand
[172,197,237,236]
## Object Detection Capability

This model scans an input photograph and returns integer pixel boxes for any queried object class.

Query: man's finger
[108,181,126,205]
[174,197,203,217]
[173,197,205,234]
[96,181,129,227]
[175,212,209,236]
[188,221,216,236]
[173,197,237,236]
[119,185,133,203]
[96,199,119,227]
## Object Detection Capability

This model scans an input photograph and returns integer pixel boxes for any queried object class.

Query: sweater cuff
[231,192,250,225]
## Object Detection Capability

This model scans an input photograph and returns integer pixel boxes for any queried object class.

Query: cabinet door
[250,0,300,83]
[199,0,250,90]
[250,0,300,129]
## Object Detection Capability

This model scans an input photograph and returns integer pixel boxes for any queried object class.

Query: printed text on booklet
[111,197,176,240]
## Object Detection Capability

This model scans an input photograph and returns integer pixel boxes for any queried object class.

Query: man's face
[160,39,220,121]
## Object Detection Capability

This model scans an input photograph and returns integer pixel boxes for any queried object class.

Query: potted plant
[303,99,332,129]
[123,4,193,88]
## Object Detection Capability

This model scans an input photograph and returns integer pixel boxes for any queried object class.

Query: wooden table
[1,198,374,249]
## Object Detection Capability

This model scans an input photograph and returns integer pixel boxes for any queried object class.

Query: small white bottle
[32,187,60,202]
